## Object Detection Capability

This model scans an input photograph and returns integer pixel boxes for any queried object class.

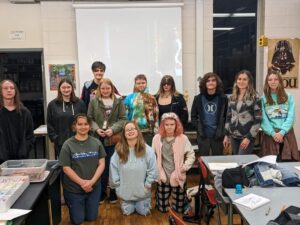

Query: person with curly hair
[191,72,228,156]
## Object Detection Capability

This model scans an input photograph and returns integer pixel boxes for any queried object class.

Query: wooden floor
[60,174,243,225]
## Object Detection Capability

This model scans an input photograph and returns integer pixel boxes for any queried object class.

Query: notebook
[233,193,270,210]
[208,162,239,171]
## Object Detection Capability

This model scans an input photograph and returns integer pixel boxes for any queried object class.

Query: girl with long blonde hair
[109,121,157,215]
[88,78,127,204]
[223,70,262,155]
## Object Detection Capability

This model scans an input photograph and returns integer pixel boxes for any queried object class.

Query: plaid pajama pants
[155,182,188,213]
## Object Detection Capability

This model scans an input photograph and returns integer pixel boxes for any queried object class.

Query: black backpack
[222,166,249,188]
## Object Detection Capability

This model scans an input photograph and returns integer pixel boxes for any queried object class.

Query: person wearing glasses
[155,75,188,127]
[109,121,157,215]
[0,79,34,164]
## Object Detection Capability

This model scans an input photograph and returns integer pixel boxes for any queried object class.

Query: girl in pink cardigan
[152,112,195,213]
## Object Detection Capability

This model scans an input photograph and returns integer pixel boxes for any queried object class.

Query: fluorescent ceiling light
[213,27,234,31]
[213,13,256,17]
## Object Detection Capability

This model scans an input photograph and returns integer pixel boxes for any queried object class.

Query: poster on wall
[268,38,300,89]
[49,64,76,90]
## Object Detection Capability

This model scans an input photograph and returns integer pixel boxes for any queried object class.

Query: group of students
[45,61,193,225]
[0,61,298,225]
[192,68,299,162]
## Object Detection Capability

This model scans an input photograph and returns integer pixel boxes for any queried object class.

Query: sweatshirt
[261,93,295,137]
[152,134,195,188]
[109,145,157,201]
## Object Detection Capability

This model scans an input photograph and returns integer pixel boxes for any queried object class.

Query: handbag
[222,166,249,188]
[107,132,122,146]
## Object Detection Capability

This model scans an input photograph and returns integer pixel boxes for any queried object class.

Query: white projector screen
[75,5,182,95]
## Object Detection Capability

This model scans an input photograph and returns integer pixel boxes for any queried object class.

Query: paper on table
[233,193,270,210]
[243,155,277,167]
[0,209,31,221]
[208,163,239,171]
[33,125,47,135]
[295,166,300,171]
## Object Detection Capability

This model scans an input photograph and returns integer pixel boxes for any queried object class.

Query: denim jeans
[230,137,255,155]
[197,136,224,156]
[120,197,151,216]
[64,182,101,225]
[101,145,115,196]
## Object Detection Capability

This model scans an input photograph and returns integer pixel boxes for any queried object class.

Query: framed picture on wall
[49,64,76,90]
[268,38,300,89]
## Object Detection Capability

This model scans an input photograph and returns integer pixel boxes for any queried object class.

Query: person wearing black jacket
[47,78,86,158]
[0,80,34,163]
[155,75,188,127]
[191,72,227,156]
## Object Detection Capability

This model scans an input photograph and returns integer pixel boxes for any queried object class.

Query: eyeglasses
[125,127,137,133]
[162,83,171,86]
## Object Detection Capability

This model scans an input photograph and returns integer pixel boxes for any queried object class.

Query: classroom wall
[0,0,197,105]
[40,1,78,103]
[0,1,42,48]
[264,0,300,147]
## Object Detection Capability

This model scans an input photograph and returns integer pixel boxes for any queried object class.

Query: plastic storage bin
[0,159,47,182]
[0,176,30,212]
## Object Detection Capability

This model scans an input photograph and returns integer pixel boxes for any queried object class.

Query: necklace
[161,93,171,98]
[159,95,172,105]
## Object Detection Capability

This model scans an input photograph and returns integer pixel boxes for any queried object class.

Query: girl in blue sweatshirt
[261,68,299,161]
[109,121,157,215]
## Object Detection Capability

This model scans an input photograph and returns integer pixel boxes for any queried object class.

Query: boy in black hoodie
[191,73,227,156]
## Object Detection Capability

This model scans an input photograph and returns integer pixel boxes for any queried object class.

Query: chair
[168,207,186,225]
[183,157,221,225]
[199,157,221,225]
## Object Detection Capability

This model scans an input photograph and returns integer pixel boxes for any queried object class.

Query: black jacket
[191,93,227,139]
[47,99,87,148]
[155,93,188,126]
[0,107,34,163]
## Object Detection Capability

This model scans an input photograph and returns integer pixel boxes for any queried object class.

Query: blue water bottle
[235,184,243,194]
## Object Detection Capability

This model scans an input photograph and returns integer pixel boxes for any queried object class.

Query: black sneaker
[99,192,107,204]
[109,189,118,204]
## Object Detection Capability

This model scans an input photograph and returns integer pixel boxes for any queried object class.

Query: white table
[225,186,300,225]
[33,125,47,158]
[223,161,300,225]
[200,154,260,225]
